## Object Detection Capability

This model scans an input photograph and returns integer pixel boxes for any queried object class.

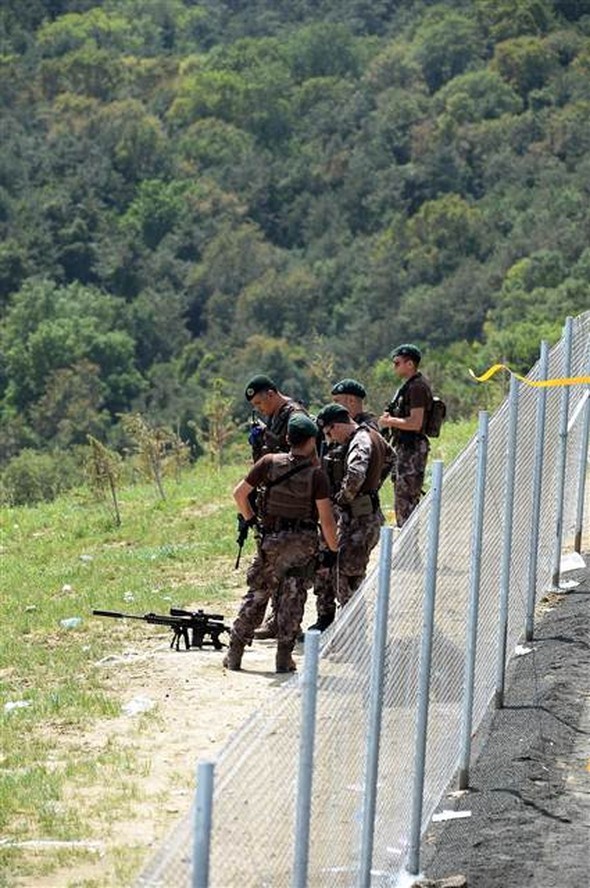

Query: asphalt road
[417,559,590,888]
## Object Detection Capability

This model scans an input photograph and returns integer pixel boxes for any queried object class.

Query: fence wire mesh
[136,312,589,888]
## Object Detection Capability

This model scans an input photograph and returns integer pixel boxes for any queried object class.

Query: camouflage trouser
[313,564,337,619]
[315,508,383,611]
[231,529,318,647]
[392,438,429,527]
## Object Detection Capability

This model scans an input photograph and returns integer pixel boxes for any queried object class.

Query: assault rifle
[92,607,230,651]
[380,399,401,445]
[235,513,257,569]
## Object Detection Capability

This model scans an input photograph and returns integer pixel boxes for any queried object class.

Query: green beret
[390,343,422,364]
[316,403,351,428]
[244,374,277,401]
[331,378,366,399]
[287,413,318,439]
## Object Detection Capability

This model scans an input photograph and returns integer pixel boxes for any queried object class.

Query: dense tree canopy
[0,0,589,471]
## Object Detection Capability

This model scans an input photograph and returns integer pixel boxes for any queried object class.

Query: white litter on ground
[560,551,585,573]
[558,579,580,590]
[3,700,31,713]
[122,695,155,716]
[432,810,472,822]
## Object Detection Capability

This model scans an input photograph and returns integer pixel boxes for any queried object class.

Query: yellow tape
[469,364,590,387]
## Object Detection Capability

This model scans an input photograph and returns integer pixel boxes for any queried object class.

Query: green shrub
[0,448,84,506]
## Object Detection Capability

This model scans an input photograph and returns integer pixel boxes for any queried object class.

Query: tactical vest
[321,443,346,496]
[263,454,317,521]
[264,400,307,454]
[324,426,392,499]
[355,426,393,492]
[386,373,432,445]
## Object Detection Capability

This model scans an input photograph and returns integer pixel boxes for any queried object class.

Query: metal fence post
[551,315,573,588]
[406,460,443,876]
[525,341,549,641]
[192,760,214,888]
[494,374,519,710]
[458,412,489,790]
[292,629,321,888]
[358,526,393,888]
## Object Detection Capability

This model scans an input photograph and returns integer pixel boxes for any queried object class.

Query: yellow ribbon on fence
[469,363,590,387]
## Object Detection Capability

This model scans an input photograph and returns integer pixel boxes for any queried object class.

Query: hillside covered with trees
[1,0,589,492]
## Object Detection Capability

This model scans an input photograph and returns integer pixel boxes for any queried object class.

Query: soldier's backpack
[424,396,447,438]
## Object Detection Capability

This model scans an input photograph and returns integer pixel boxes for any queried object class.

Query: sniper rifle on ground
[92,608,230,650]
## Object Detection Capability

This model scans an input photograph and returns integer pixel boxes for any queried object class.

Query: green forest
[1,0,589,500]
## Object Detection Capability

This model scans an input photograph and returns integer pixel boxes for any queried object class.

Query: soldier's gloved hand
[316,549,339,570]
[238,513,257,532]
[248,423,265,448]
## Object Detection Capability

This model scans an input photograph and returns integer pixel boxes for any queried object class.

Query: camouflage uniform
[229,453,329,659]
[317,425,393,610]
[311,401,380,624]
[249,397,309,637]
[332,507,383,605]
[386,372,432,527]
[354,410,380,431]
[391,437,430,526]
[312,564,337,622]
[230,528,318,648]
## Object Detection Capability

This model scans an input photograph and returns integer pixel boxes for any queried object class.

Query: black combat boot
[222,638,245,671]
[306,612,335,633]
[275,643,297,673]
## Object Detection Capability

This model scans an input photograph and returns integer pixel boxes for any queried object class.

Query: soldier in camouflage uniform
[244,374,309,639]
[315,403,394,611]
[378,344,433,527]
[246,374,307,463]
[224,414,338,673]
[309,379,380,631]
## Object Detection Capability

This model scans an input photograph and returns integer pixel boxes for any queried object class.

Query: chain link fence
[137,311,589,887]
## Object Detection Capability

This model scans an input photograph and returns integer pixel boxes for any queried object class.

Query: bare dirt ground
[12,597,303,888]
[419,563,590,888]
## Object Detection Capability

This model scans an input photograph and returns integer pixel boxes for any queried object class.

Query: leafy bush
[0,448,84,506]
